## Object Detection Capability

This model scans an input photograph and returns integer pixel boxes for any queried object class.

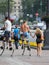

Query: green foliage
[41,15,49,29]
[0,0,14,15]
[42,16,49,22]
[22,0,35,22]
[22,0,47,21]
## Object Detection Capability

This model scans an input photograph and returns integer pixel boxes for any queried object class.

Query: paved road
[0,46,49,65]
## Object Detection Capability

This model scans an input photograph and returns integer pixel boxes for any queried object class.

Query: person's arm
[20,25,22,32]
[28,26,35,38]
[11,32,14,39]
[18,29,20,34]
[11,29,14,39]
[31,31,36,38]
[41,31,44,40]
[29,30,32,36]
[4,22,8,28]
[32,33,36,38]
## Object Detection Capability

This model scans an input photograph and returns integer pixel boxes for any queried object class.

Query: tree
[22,0,48,21]
[22,0,35,21]
[0,0,14,16]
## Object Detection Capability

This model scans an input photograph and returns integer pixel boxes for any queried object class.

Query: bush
[41,16,49,29]
[41,16,49,22]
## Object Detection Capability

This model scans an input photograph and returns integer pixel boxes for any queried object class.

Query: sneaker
[22,53,24,56]
[29,54,31,56]
[37,54,41,57]
[0,46,4,49]
[6,47,8,49]
[9,47,12,50]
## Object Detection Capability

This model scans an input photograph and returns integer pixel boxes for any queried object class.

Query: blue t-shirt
[14,28,20,39]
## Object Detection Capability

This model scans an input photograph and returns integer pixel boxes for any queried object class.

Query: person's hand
[30,33,34,38]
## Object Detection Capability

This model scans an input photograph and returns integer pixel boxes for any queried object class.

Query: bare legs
[22,40,31,56]
[37,43,42,56]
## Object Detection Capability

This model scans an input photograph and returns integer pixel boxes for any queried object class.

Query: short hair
[15,24,18,28]
[23,20,27,24]
[5,17,8,20]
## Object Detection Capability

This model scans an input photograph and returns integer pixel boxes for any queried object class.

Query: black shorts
[14,36,19,41]
[4,31,11,40]
[36,38,42,44]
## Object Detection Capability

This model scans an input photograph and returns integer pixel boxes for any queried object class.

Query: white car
[0,30,4,40]
[32,22,46,30]
[37,22,46,30]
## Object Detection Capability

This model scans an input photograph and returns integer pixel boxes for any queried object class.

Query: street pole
[47,0,49,15]
[8,0,10,18]
[40,0,42,17]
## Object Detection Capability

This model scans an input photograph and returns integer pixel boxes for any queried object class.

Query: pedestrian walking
[12,24,20,49]
[32,28,44,56]
[20,20,32,56]
[1,17,12,50]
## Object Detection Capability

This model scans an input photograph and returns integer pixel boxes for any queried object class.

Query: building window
[14,6,16,9]
[18,6,20,9]
[14,6,16,12]
[14,2,17,4]
[18,2,20,4]
[14,10,16,12]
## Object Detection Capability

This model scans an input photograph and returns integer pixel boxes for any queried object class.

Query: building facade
[10,0,23,19]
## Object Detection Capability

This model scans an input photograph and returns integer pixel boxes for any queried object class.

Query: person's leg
[9,40,12,50]
[4,36,8,49]
[22,40,25,55]
[21,42,24,49]
[1,36,5,49]
[26,33,31,56]
[15,41,18,49]
[3,31,8,49]
[37,43,40,56]
[14,36,19,49]
[39,43,42,56]
[8,32,12,50]
[27,40,31,56]
[21,35,24,49]
[22,46,25,55]
[21,34,25,55]
[28,45,31,56]
[37,43,42,56]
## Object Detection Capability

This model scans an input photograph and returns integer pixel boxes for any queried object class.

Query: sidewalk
[0,47,49,65]
[0,57,31,65]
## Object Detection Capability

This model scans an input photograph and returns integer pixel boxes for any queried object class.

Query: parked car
[0,30,4,40]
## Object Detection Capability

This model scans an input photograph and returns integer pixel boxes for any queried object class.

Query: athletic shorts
[4,31,11,40]
[21,32,29,41]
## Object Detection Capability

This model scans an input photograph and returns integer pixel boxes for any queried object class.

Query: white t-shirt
[4,19,12,31]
